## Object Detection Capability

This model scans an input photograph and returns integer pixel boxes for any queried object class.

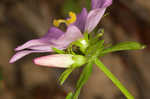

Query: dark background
[0,0,150,99]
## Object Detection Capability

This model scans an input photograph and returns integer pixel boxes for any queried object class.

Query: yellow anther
[66,12,77,24]
[53,12,77,27]
[53,19,66,27]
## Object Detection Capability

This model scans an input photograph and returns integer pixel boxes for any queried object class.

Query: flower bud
[34,54,86,68]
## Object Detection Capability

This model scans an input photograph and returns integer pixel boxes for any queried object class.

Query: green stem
[95,58,134,99]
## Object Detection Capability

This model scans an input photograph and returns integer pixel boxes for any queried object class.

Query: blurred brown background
[0,0,150,99]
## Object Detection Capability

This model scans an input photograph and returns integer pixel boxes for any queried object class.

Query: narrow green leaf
[102,41,146,55]
[95,58,134,99]
[72,62,93,99]
[59,67,75,85]
[52,47,65,54]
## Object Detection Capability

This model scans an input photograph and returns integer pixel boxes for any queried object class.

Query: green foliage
[102,41,146,55]
[59,67,75,85]
[72,62,93,99]
[72,55,87,66]
[58,33,145,99]
[95,58,134,99]
[73,38,89,54]
[86,39,104,58]
[66,92,73,99]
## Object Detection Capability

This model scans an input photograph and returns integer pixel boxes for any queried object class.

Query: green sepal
[52,47,65,54]
[67,47,75,55]
[102,41,146,55]
[86,40,104,58]
[72,55,87,67]
[88,29,104,46]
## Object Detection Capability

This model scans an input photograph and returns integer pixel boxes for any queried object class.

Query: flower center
[53,12,77,27]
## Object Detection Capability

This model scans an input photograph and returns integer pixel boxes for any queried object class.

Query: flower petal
[15,39,46,51]
[43,27,65,41]
[34,54,74,68]
[51,25,83,48]
[92,0,112,9]
[85,8,106,33]
[9,50,33,63]
[74,8,88,32]
[15,27,64,51]
[9,50,51,63]
[28,45,52,51]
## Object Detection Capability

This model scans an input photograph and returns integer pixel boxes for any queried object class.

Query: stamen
[66,12,77,24]
[53,19,66,27]
[53,12,77,27]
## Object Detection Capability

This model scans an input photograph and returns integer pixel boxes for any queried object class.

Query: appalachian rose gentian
[9,0,112,67]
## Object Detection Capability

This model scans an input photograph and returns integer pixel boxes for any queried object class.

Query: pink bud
[34,54,74,68]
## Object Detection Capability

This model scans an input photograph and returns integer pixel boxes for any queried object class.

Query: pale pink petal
[9,50,51,63]
[15,39,47,51]
[15,27,64,51]
[85,8,106,33]
[92,0,112,9]
[34,54,74,68]
[9,51,33,63]
[28,45,52,51]
[51,25,83,47]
